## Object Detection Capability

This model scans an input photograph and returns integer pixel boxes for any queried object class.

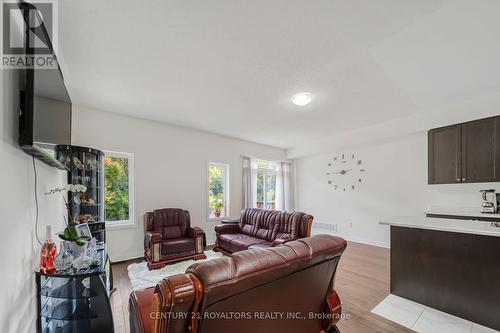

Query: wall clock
[325,153,365,191]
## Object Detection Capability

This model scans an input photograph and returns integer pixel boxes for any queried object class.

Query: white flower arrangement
[46,184,87,195]
[45,184,91,245]
[45,183,88,224]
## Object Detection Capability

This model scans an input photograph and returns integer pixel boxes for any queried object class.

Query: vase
[68,241,88,258]
[54,241,74,272]
[72,255,92,270]
[70,195,81,224]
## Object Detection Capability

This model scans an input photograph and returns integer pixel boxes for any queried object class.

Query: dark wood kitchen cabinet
[428,125,462,184]
[428,116,500,184]
[461,117,499,182]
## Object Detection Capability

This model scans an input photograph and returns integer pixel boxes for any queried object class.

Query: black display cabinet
[56,146,106,243]
[35,249,114,333]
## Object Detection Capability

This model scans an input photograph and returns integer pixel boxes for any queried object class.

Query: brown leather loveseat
[214,208,313,254]
[129,235,346,333]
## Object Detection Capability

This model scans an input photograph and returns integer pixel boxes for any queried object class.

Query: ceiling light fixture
[291,92,313,106]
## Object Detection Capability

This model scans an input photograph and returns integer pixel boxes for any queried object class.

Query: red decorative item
[40,225,57,274]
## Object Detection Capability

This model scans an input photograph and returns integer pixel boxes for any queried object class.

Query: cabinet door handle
[462,178,466,181]
[456,178,461,182]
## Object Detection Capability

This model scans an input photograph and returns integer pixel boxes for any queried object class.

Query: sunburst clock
[326,153,365,191]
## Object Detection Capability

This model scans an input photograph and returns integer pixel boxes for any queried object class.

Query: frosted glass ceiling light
[291,92,313,106]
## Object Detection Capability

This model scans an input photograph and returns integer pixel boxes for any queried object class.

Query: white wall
[288,90,500,159]
[295,132,499,248]
[71,106,286,262]
[0,70,67,332]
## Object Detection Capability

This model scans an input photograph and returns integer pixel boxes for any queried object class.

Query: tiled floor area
[372,294,499,333]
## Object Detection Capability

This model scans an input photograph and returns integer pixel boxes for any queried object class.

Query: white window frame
[103,150,135,229]
[207,162,230,221]
[256,160,277,210]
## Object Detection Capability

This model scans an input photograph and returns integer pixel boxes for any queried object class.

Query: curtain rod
[240,154,293,164]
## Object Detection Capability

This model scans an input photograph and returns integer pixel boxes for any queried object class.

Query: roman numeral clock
[326,153,365,191]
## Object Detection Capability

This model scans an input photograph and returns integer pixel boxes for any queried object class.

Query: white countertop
[426,205,500,219]
[380,216,500,237]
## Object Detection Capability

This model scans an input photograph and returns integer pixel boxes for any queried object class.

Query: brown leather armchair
[144,208,206,270]
[130,235,346,333]
[214,208,313,254]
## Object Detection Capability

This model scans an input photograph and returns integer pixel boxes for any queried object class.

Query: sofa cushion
[217,233,247,253]
[218,233,268,253]
[240,209,306,241]
[248,242,272,250]
[161,237,195,255]
[153,209,189,239]
[218,233,245,243]
[231,235,268,249]
[271,211,302,240]
[253,212,276,241]
[240,209,276,240]
[239,209,260,236]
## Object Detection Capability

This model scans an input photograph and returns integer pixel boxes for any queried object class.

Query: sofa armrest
[129,274,203,333]
[152,274,203,333]
[215,223,240,234]
[187,226,206,254]
[129,287,155,333]
[145,231,162,246]
[187,226,205,238]
[145,231,162,264]
[144,212,154,232]
[271,236,294,247]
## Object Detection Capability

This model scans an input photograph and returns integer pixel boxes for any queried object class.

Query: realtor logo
[1,1,58,69]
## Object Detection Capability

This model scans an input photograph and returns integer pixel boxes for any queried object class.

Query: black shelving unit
[36,249,114,333]
[56,146,106,242]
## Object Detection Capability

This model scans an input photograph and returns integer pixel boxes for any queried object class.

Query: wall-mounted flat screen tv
[18,2,71,170]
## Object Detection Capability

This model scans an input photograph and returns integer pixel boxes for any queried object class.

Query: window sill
[106,221,136,231]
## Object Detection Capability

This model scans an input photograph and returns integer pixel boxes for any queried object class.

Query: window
[208,162,229,219]
[104,151,135,226]
[256,160,278,210]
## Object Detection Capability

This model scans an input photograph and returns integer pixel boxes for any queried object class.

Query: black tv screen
[18,3,71,169]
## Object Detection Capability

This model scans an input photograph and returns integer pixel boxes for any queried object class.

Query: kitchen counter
[385,216,500,330]
[426,205,500,220]
[380,215,500,237]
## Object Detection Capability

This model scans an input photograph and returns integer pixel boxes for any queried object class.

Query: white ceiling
[57,0,500,150]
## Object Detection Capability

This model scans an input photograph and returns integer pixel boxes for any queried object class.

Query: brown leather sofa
[144,208,206,270]
[130,235,346,333]
[214,208,313,254]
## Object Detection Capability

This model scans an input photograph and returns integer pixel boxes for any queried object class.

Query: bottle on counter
[40,225,57,274]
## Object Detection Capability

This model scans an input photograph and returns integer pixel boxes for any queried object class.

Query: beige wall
[295,132,499,248]
[0,69,67,331]
[71,106,286,261]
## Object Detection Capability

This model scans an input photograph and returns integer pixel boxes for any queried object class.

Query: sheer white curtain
[276,161,293,211]
[242,156,258,208]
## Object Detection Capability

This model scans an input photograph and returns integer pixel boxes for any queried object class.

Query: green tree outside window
[209,165,226,217]
[105,156,129,221]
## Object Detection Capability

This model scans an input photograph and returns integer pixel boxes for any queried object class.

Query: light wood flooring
[110,241,414,333]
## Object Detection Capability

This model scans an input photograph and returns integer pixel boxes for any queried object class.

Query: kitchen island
[380,216,500,331]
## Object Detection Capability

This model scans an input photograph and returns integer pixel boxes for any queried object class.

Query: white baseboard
[342,235,390,249]
[311,228,390,249]
[109,252,143,263]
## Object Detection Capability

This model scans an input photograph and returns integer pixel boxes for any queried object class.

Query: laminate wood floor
[110,241,414,333]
